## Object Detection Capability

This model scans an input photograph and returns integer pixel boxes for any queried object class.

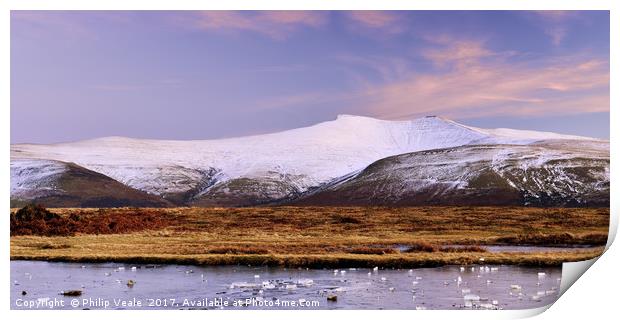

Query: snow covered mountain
[10,115,609,207]
[294,140,609,207]
[11,159,172,207]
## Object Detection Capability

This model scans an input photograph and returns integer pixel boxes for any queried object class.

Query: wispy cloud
[422,40,494,69]
[333,54,412,82]
[357,41,609,119]
[545,27,567,46]
[178,11,408,40]
[187,11,327,40]
[14,11,608,124]
[345,11,404,34]
[532,11,581,46]
[11,11,93,39]
[251,37,608,122]
[533,10,578,21]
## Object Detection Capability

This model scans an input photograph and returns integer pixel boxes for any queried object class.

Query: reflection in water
[11,261,561,310]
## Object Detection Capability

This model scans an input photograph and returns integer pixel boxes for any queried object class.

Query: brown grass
[10,206,609,267]
[494,232,609,246]
[10,205,178,236]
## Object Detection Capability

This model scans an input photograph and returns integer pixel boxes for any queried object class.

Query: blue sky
[11,11,610,143]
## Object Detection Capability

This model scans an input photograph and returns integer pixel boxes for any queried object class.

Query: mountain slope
[294,140,609,207]
[11,159,172,208]
[10,115,607,207]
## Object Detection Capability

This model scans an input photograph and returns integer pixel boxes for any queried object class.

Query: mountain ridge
[11,115,609,207]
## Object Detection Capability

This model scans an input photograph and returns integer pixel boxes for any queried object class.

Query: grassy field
[10,206,609,267]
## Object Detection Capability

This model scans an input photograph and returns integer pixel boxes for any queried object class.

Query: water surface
[11,261,561,310]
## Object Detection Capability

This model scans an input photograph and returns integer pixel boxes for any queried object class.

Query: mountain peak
[334,114,457,125]
[422,115,452,122]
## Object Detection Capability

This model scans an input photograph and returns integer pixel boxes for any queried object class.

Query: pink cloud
[258,37,608,122]
[533,10,578,21]
[349,41,609,120]
[422,40,493,68]
[346,11,403,33]
[334,54,412,82]
[189,11,327,39]
[262,11,325,27]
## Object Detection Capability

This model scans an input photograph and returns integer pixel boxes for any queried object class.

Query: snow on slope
[11,159,67,199]
[10,115,600,197]
[298,140,609,206]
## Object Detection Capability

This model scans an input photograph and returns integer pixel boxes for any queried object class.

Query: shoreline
[10,248,604,268]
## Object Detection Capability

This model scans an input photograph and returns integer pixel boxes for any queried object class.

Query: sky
[11,11,610,143]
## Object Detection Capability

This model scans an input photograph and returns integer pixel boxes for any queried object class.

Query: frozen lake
[11,260,561,310]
